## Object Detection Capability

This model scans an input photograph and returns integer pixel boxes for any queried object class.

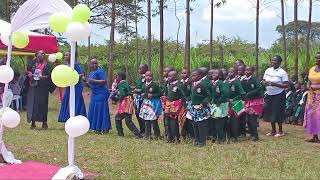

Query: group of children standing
[111,62,265,146]
[285,77,308,126]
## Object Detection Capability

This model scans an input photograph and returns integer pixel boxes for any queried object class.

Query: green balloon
[51,65,74,87]
[72,4,91,23]
[12,32,29,49]
[56,52,63,60]
[70,70,80,86]
[49,13,71,32]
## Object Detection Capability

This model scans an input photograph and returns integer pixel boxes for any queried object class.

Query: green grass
[3,92,320,179]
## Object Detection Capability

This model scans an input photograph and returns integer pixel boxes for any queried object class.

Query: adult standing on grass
[26,50,53,130]
[58,51,87,122]
[304,52,320,143]
[87,58,111,133]
[262,55,289,137]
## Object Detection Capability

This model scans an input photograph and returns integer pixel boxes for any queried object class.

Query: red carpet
[0,161,94,180]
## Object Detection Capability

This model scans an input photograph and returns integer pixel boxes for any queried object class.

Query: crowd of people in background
[1,50,320,146]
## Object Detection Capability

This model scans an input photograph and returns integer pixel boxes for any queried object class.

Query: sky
[87,0,320,49]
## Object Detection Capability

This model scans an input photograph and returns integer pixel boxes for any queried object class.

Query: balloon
[51,65,74,87]
[56,52,63,60]
[72,4,91,23]
[1,109,20,128]
[48,54,57,63]
[0,65,14,83]
[49,13,71,33]
[12,32,29,49]
[70,70,79,86]
[65,22,91,42]
[0,33,10,46]
[65,115,90,137]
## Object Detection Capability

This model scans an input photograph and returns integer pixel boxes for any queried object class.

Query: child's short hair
[117,71,126,80]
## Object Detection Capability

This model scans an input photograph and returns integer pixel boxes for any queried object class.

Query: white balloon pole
[0,35,21,164]
[52,42,83,180]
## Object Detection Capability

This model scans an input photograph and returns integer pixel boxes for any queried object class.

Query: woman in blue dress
[87,58,111,133]
[58,51,87,122]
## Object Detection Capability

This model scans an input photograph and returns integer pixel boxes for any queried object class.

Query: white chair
[0,90,13,109]
[11,95,22,112]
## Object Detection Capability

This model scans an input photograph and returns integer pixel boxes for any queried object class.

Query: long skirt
[27,86,49,123]
[58,87,87,122]
[263,91,286,123]
[164,99,187,128]
[88,93,111,131]
[304,90,320,134]
[186,102,211,122]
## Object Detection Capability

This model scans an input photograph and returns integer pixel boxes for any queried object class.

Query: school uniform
[186,77,211,146]
[238,75,247,137]
[227,78,246,141]
[134,76,145,134]
[285,90,296,123]
[180,78,194,139]
[164,80,186,143]
[139,81,162,138]
[202,76,215,140]
[211,80,230,143]
[161,78,169,137]
[115,80,142,137]
[293,90,307,125]
[241,76,263,140]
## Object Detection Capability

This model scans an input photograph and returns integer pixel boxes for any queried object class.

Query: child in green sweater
[115,71,142,138]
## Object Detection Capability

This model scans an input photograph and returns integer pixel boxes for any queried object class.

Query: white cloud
[202,0,277,22]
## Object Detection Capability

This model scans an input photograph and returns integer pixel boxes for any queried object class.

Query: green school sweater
[166,81,186,101]
[203,76,213,100]
[142,81,161,99]
[211,80,230,104]
[118,80,132,98]
[191,80,211,105]
[241,76,263,99]
[181,78,192,101]
[228,78,246,100]
[135,77,144,94]
[161,79,169,96]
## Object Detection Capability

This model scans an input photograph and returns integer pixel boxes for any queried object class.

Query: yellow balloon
[51,65,73,87]
[49,13,71,32]
[56,52,63,60]
[70,70,80,86]
[12,32,29,49]
[72,4,91,23]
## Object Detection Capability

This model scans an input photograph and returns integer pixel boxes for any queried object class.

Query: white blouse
[263,67,288,95]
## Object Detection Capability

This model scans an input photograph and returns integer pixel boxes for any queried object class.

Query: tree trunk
[125,0,129,81]
[147,0,152,70]
[306,0,312,70]
[135,0,139,72]
[184,0,191,72]
[159,0,164,84]
[294,0,299,77]
[281,0,287,72]
[220,45,224,67]
[255,0,259,77]
[174,0,181,67]
[108,0,116,88]
[210,0,214,69]
[88,36,91,62]
[5,0,10,22]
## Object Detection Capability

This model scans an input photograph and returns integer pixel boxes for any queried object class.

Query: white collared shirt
[263,67,288,95]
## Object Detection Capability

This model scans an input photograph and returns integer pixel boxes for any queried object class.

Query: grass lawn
[3,92,320,179]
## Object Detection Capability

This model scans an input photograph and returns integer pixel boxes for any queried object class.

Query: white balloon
[1,109,20,128]
[48,54,57,63]
[83,22,92,37]
[65,115,90,137]
[0,33,10,46]
[0,65,14,83]
[65,22,91,42]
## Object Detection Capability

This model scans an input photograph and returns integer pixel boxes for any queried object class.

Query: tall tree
[280,0,287,71]
[306,0,312,69]
[108,0,116,87]
[210,0,214,69]
[255,0,259,76]
[159,0,164,83]
[147,0,152,69]
[184,0,191,72]
[125,0,129,80]
[294,0,298,77]
[173,0,181,66]
[135,0,140,72]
